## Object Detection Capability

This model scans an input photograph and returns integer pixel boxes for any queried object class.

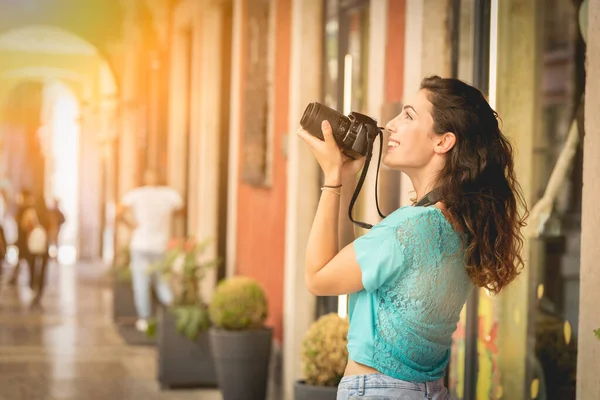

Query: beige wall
[577,0,600,396]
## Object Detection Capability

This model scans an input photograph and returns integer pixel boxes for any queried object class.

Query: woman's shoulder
[381,206,457,237]
[384,205,447,225]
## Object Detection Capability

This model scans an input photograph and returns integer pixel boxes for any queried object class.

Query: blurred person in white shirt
[117,170,184,332]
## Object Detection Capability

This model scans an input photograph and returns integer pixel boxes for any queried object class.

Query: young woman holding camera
[297,76,527,399]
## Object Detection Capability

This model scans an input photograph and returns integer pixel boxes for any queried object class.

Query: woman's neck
[407,166,442,203]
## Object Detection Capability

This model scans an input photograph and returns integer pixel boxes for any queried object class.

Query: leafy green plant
[209,276,268,330]
[151,237,220,340]
[594,328,600,341]
[301,313,349,387]
[172,305,211,340]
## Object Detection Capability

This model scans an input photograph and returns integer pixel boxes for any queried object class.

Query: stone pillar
[361,0,388,224]
[98,96,119,264]
[78,104,103,259]
[144,0,171,174]
[194,0,230,300]
[401,0,424,205]
[226,0,243,278]
[114,0,144,253]
[495,0,538,398]
[401,0,453,206]
[577,0,600,396]
[283,0,321,398]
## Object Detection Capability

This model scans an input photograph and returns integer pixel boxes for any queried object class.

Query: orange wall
[385,0,406,103]
[236,0,291,343]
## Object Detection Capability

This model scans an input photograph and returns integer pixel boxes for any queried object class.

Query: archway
[0,25,118,263]
[41,81,80,262]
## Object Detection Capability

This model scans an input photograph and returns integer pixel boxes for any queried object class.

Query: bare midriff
[344,359,381,377]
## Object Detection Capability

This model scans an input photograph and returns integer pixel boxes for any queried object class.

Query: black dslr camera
[300,102,381,159]
[300,102,385,229]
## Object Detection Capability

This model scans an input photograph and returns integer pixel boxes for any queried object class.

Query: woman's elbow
[305,274,325,296]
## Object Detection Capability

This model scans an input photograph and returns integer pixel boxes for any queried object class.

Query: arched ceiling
[0,24,118,106]
[0,26,97,56]
[0,0,123,57]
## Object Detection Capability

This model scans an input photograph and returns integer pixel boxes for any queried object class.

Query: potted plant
[151,237,220,389]
[294,313,349,400]
[208,276,271,400]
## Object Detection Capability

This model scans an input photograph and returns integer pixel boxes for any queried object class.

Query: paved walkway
[0,260,222,400]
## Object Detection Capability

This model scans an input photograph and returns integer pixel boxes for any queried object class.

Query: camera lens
[300,102,350,141]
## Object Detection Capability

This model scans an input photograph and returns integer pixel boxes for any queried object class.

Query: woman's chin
[382,154,403,170]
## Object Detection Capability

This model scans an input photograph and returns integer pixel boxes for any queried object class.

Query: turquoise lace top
[348,206,473,382]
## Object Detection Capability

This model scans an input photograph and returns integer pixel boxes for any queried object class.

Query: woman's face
[382,89,439,171]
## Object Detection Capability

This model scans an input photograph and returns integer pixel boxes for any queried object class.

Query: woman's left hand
[297,120,344,184]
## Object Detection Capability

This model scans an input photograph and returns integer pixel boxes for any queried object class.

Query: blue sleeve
[353,221,406,293]
[353,208,447,293]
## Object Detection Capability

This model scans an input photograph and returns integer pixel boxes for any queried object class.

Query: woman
[297,76,526,399]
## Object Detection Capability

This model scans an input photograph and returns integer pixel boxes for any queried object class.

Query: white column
[194,0,227,300]
[167,0,194,205]
[494,1,537,397]
[166,0,196,246]
[283,0,322,398]
[117,0,142,248]
[400,0,424,206]
[168,0,227,299]
[362,0,388,224]
[577,0,600,396]
[225,0,242,278]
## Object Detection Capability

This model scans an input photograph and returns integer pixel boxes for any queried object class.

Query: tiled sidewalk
[0,260,221,400]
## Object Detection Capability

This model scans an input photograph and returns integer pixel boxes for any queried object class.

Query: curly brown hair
[420,76,527,294]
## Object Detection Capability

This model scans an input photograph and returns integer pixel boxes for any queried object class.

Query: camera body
[300,102,380,159]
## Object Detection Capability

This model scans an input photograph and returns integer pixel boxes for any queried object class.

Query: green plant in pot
[150,236,220,389]
[294,313,349,400]
[208,276,272,400]
[152,237,219,339]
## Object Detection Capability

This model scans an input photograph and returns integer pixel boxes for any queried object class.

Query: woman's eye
[403,112,413,120]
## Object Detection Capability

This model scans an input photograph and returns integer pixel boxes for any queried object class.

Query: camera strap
[347,128,443,230]
[348,127,387,230]
[413,188,442,207]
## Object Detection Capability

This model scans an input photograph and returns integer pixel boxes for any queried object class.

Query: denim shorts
[336,373,452,400]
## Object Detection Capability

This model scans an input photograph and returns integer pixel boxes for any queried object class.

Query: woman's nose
[385,119,397,133]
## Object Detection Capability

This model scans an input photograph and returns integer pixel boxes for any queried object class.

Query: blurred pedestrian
[9,189,35,286]
[117,170,183,332]
[23,207,49,307]
[47,198,65,259]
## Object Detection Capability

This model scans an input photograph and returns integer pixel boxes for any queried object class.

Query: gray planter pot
[157,307,217,389]
[112,278,138,322]
[209,327,272,400]
[294,381,338,400]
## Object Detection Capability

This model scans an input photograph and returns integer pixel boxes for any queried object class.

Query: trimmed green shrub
[209,276,268,330]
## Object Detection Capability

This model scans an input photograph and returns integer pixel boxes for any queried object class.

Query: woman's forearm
[338,176,357,250]
[305,172,342,284]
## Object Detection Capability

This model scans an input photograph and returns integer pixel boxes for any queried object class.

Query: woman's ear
[434,132,456,154]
